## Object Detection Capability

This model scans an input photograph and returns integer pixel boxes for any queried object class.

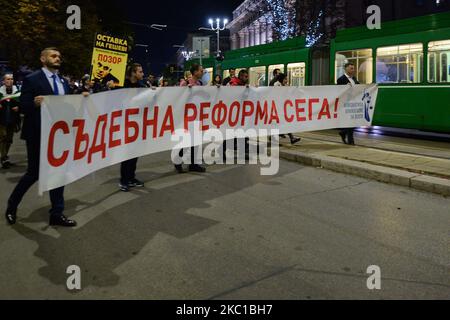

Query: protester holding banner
[227,69,251,161]
[274,73,301,145]
[146,74,158,88]
[38,80,378,193]
[119,63,147,192]
[175,63,207,173]
[228,69,249,87]
[212,75,222,86]
[337,62,360,145]
[0,73,21,169]
[4,48,81,227]
[222,68,236,86]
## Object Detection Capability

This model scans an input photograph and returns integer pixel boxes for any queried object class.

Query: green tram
[185,11,450,133]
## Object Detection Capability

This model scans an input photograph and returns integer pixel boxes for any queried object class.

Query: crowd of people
[2,47,358,228]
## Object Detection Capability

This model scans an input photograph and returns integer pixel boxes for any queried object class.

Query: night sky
[116,0,244,74]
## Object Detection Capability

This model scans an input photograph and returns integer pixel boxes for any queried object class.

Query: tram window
[335,49,373,84]
[428,53,436,82]
[287,62,306,86]
[249,66,266,87]
[376,44,423,84]
[268,64,284,82]
[235,68,245,78]
[223,69,237,79]
[428,40,450,83]
[204,68,213,85]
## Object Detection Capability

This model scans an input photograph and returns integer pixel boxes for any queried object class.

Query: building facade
[228,0,450,50]
[227,0,275,50]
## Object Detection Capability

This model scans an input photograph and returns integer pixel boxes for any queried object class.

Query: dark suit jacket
[20,69,71,141]
[337,74,360,85]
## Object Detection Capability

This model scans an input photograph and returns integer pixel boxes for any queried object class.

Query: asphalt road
[0,139,449,299]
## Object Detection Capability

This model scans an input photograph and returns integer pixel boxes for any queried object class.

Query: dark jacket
[337,74,360,85]
[20,69,71,141]
[100,73,120,86]
[222,76,233,86]
[124,79,147,88]
[269,77,279,87]
[0,86,21,127]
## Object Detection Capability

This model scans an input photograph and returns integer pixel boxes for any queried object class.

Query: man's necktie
[52,74,60,95]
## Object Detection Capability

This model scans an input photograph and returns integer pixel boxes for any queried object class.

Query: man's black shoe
[49,215,77,227]
[5,207,17,225]
[1,159,11,169]
[290,137,301,145]
[119,183,130,192]
[189,164,206,173]
[128,178,144,188]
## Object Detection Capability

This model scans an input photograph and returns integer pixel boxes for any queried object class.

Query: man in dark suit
[337,62,360,145]
[5,47,79,227]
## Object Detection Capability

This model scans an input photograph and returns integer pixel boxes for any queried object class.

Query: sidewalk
[279,130,450,197]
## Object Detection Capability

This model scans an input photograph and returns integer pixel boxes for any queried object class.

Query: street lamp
[200,18,228,57]
[181,51,195,61]
[172,45,196,62]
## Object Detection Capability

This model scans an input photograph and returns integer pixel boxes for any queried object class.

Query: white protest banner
[39,85,378,193]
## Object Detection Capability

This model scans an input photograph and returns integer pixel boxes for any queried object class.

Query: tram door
[311,46,330,85]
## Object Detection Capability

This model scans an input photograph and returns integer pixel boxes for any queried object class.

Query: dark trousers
[340,128,355,144]
[120,158,138,185]
[8,139,64,217]
[222,138,250,161]
[0,124,15,160]
[176,147,199,166]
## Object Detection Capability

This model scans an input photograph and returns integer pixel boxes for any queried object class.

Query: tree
[0,0,132,77]
[264,0,297,41]
[237,0,348,46]
[296,0,347,46]
[238,0,297,42]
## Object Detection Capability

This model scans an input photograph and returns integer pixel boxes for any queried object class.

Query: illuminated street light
[182,51,195,61]
[173,45,195,62]
[201,18,228,57]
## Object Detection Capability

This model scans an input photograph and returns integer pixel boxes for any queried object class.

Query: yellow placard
[90,33,129,87]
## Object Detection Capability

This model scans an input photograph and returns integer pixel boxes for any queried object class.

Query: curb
[280,149,450,197]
